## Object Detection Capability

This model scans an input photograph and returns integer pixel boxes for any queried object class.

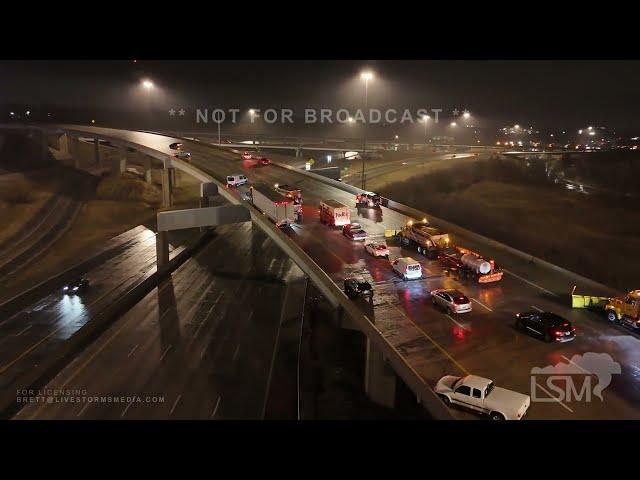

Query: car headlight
[73,286,79,291]
[63,286,69,290]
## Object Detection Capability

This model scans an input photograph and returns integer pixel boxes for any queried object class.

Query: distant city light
[463,111,471,119]
[9,112,14,116]
[26,110,30,116]
[514,124,520,129]
[142,79,153,89]
[91,119,96,124]
[327,155,332,163]
[395,135,399,139]
[589,131,596,136]
[450,122,457,127]
[578,129,583,134]
[360,71,374,81]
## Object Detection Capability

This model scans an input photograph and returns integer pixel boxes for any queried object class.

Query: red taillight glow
[554,330,563,336]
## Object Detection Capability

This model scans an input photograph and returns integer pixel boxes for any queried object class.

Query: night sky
[2,60,639,131]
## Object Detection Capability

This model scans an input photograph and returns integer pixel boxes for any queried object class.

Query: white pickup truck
[435,374,531,420]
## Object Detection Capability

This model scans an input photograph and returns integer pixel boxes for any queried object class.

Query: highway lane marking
[503,269,559,298]
[0,263,167,375]
[471,298,493,312]
[121,399,134,418]
[534,381,574,413]
[14,324,32,336]
[445,314,470,331]
[169,394,182,417]
[159,344,173,362]
[127,344,139,358]
[531,305,544,312]
[210,396,221,419]
[200,344,208,359]
[233,344,241,362]
[386,302,470,376]
[192,293,224,339]
[77,402,90,418]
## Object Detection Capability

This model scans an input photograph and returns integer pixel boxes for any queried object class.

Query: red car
[258,157,270,165]
[241,151,253,160]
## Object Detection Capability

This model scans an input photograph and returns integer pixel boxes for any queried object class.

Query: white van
[392,257,423,280]
[227,174,248,187]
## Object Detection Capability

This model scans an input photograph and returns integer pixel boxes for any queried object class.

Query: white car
[435,374,531,420]
[365,241,390,258]
[430,288,472,314]
[173,151,191,159]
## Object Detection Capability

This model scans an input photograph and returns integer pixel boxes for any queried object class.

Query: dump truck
[571,286,640,331]
[399,219,450,258]
[439,246,503,284]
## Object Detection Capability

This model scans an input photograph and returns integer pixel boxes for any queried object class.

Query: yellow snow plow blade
[385,229,402,238]
[571,294,609,309]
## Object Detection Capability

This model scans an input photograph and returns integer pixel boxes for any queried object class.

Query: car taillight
[554,330,563,336]
[571,326,576,332]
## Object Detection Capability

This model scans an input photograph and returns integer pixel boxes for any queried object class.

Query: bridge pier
[156,231,170,270]
[143,156,153,184]
[112,146,127,176]
[93,137,101,166]
[41,131,49,162]
[162,167,174,208]
[365,337,397,409]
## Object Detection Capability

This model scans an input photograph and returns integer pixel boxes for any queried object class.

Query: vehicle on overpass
[344,277,374,299]
[173,151,191,159]
[439,246,503,284]
[319,199,350,227]
[392,257,422,280]
[62,278,90,295]
[342,222,368,241]
[241,151,253,160]
[274,183,302,201]
[400,219,450,258]
[169,142,183,150]
[356,191,382,208]
[257,156,270,165]
[365,241,390,258]
[430,288,472,314]
[435,374,531,420]
[274,184,303,219]
[515,311,576,342]
[250,184,295,228]
[226,174,248,187]
[572,287,640,331]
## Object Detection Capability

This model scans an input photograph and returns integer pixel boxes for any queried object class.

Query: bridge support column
[364,338,396,409]
[156,231,170,270]
[143,156,153,184]
[162,167,174,208]
[93,137,101,166]
[59,134,70,156]
[67,136,80,169]
[41,131,49,162]
[112,146,127,176]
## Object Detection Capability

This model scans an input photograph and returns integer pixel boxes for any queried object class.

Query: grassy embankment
[378,155,640,291]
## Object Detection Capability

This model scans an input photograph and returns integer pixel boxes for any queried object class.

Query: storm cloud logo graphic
[531,352,621,401]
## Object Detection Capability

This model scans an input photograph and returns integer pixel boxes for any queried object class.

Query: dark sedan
[516,311,576,342]
[62,278,90,295]
[344,277,374,299]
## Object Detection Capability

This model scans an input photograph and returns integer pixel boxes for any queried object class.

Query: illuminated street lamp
[142,79,154,89]
[360,71,373,190]
[141,79,154,129]
[422,114,430,146]
[450,121,457,127]
[463,111,471,120]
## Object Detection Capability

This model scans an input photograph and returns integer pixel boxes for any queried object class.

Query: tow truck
[572,286,640,330]
[439,246,503,284]
[399,219,450,259]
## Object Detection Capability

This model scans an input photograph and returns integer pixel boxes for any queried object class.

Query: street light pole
[360,72,373,190]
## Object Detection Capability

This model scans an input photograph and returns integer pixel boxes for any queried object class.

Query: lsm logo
[530,352,621,404]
